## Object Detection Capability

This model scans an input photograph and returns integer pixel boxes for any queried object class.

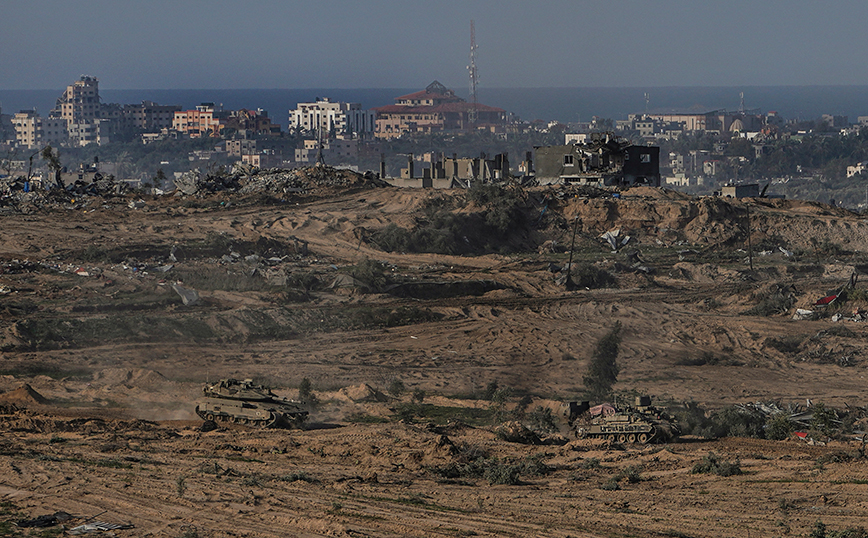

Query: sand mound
[0,383,48,405]
[336,383,388,402]
[92,368,169,388]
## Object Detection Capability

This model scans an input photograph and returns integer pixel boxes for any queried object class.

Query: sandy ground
[1,179,868,536]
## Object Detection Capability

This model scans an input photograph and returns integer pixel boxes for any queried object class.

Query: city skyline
[3,1,868,91]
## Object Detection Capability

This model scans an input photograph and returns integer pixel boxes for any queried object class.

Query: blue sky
[3,0,868,90]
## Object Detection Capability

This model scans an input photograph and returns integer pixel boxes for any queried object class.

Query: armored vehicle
[568,396,679,443]
[195,378,308,428]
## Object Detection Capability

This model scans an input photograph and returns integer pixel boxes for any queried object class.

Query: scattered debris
[171,283,200,306]
[68,521,134,535]
[793,308,816,321]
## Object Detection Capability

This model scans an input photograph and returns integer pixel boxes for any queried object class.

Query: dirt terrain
[1,169,868,537]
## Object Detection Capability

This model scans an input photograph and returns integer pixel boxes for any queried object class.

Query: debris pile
[173,166,387,196]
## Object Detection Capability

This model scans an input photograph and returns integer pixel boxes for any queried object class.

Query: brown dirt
[1,179,868,536]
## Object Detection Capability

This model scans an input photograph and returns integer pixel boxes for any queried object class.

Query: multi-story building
[12,110,43,149]
[373,81,506,139]
[289,98,375,137]
[125,101,182,132]
[223,109,281,136]
[225,139,259,158]
[54,75,101,124]
[294,137,359,164]
[173,103,224,138]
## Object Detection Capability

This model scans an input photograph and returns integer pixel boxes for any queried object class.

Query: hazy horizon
[4,1,868,91]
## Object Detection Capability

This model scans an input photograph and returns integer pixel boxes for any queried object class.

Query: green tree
[583,321,622,399]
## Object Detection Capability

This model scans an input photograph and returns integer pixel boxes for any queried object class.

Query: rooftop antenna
[467,20,479,126]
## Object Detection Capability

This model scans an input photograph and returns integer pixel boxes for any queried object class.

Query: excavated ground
[1,178,868,537]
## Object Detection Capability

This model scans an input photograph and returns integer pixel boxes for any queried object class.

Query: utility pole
[565,216,580,289]
[745,202,754,271]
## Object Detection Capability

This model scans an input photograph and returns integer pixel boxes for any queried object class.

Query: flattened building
[534,133,660,187]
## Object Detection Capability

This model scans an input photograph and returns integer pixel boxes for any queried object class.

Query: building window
[640,154,651,163]
[564,155,574,166]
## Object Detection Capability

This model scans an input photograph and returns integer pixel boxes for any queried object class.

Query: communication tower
[468,20,479,126]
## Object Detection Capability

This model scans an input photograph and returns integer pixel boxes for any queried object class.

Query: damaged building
[534,133,660,187]
[386,152,509,188]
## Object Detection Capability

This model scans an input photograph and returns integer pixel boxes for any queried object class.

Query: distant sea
[2,86,867,130]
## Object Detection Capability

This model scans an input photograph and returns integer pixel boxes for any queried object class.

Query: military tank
[195,378,308,428]
[568,396,680,443]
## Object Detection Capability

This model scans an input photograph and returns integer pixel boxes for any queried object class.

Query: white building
[847,162,868,178]
[289,98,375,137]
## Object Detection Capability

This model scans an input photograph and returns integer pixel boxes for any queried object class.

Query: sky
[3,0,868,90]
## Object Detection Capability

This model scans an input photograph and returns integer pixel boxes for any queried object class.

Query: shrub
[387,378,405,397]
[482,381,500,401]
[525,406,558,434]
[810,403,837,437]
[765,413,794,441]
[348,258,389,292]
[279,471,316,483]
[582,457,601,470]
[616,465,643,483]
[600,479,620,491]
[572,265,618,289]
[765,335,804,354]
[298,378,317,406]
[692,452,742,476]
[484,463,521,485]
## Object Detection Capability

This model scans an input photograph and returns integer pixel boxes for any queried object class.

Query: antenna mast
[468,20,478,127]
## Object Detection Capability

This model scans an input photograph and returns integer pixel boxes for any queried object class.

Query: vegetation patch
[428,454,551,486]
[372,185,531,255]
[692,452,743,476]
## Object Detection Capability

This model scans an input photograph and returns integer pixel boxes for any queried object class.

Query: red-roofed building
[373,81,506,139]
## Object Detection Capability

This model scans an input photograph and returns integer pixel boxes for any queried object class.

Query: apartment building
[11,111,42,149]
[173,103,223,138]
[126,101,182,132]
[289,98,375,137]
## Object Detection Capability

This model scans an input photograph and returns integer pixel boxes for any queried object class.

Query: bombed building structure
[534,133,660,187]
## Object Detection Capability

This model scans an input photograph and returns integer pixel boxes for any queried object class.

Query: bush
[387,378,405,397]
[692,452,742,476]
[348,258,389,292]
[298,378,317,406]
[572,265,618,289]
[810,403,837,437]
[616,465,643,483]
[765,413,794,440]
[765,335,804,354]
[688,405,766,439]
[525,406,558,434]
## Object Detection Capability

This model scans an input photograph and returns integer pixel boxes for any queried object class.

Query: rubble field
[2,167,868,536]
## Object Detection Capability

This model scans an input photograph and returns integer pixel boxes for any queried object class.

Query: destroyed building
[533,133,660,187]
[386,152,509,188]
